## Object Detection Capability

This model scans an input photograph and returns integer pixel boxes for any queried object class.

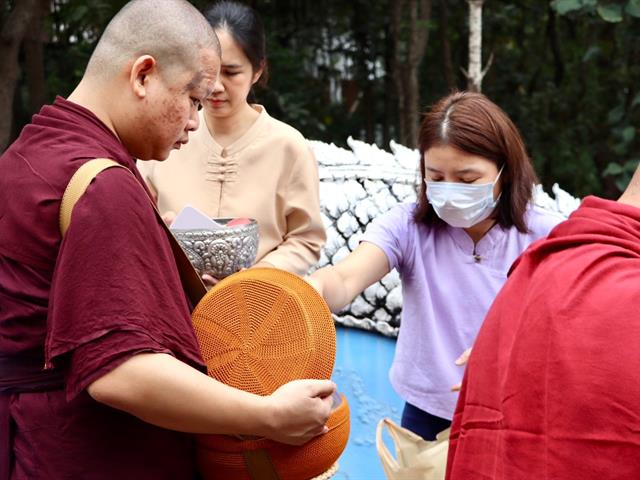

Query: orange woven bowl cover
[191,268,350,480]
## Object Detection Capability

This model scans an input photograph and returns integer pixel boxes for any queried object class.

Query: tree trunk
[24,1,50,115]
[383,20,394,146]
[0,0,46,151]
[351,0,375,143]
[390,0,406,144]
[403,0,432,148]
[467,0,485,92]
[440,0,457,90]
[403,0,419,146]
[546,3,564,86]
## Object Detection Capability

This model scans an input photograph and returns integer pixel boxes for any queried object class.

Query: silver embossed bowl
[172,218,259,279]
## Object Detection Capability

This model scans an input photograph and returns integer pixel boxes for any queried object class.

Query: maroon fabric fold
[447,196,640,479]
[1,396,10,480]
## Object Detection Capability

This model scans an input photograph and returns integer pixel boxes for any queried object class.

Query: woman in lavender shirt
[307,91,565,440]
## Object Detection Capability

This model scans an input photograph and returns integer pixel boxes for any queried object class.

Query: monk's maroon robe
[0,97,205,479]
[447,196,640,479]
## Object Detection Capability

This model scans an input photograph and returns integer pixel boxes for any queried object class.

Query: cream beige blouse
[137,106,325,275]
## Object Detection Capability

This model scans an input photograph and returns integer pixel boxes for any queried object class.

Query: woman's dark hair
[204,1,269,87]
[413,91,538,233]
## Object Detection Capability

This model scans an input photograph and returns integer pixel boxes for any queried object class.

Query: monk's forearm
[88,353,272,437]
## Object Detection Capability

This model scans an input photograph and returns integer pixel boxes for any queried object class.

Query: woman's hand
[201,274,220,289]
[451,347,472,391]
[251,261,275,269]
[161,210,176,226]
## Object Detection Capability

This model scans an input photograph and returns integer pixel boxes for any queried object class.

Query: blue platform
[331,326,403,480]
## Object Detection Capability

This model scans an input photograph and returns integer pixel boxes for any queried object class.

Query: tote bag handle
[376,417,449,480]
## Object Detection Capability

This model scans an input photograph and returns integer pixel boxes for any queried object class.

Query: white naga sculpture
[309,137,581,337]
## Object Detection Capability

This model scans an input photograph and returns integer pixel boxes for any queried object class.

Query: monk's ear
[130,55,157,99]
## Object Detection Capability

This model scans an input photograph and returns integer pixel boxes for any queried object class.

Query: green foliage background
[6,0,640,198]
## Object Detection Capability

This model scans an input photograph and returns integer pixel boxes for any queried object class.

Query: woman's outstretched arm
[306,242,390,312]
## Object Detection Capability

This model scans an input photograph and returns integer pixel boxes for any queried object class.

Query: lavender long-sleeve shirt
[362,202,565,419]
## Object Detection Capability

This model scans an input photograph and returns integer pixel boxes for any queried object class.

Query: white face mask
[425,167,503,228]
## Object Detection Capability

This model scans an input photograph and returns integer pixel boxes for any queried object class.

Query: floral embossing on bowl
[173,218,259,279]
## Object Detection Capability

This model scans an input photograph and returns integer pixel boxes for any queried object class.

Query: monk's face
[135,48,220,160]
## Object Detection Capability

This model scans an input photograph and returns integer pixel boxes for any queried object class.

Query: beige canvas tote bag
[376,418,449,480]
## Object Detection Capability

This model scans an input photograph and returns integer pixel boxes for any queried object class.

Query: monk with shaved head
[0,1,335,478]
[72,0,221,161]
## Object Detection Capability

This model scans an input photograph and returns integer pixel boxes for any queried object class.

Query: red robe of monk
[447,196,640,479]
[0,97,205,479]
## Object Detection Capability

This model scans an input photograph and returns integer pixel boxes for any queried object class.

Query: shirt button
[221,149,227,158]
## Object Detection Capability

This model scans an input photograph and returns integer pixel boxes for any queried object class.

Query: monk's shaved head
[86,0,220,80]
[68,0,222,161]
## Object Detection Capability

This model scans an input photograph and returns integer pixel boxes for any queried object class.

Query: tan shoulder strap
[59,158,207,308]
[242,449,280,480]
[59,158,124,236]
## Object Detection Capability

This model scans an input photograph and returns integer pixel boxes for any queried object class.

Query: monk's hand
[263,379,336,446]
[451,347,472,392]
[201,274,220,289]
